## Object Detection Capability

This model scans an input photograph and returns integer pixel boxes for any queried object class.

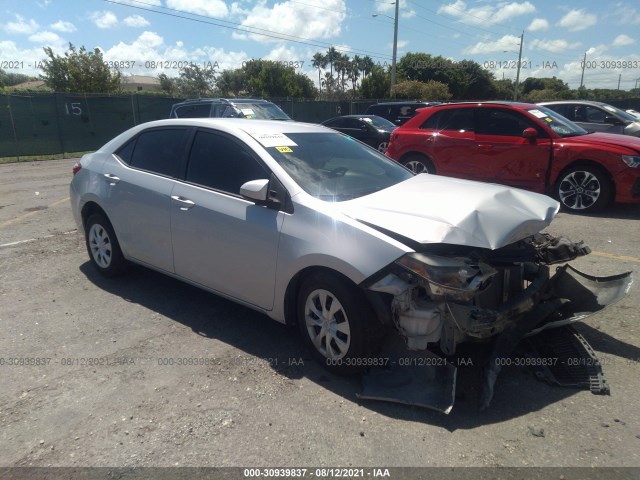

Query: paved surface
[1,159,639,468]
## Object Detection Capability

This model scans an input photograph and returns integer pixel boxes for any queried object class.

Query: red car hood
[339,174,560,250]
[559,132,640,152]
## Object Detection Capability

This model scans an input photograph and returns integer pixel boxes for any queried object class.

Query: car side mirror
[240,179,269,202]
[523,128,538,139]
[604,115,623,125]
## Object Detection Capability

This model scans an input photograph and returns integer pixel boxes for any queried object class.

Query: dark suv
[365,101,439,126]
[170,98,291,120]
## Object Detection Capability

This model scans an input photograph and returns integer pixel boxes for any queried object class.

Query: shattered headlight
[622,155,640,168]
[395,253,497,297]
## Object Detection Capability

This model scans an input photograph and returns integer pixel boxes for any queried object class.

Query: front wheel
[401,154,435,174]
[85,213,127,277]
[297,272,382,375]
[554,166,612,213]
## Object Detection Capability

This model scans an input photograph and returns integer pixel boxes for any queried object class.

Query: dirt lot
[1,159,640,472]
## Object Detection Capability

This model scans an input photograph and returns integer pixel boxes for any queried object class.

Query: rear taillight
[72,161,82,176]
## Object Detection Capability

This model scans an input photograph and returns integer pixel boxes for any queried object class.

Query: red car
[386,102,640,212]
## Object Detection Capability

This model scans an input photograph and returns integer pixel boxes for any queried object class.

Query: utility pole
[390,0,399,97]
[579,52,586,89]
[513,31,524,101]
[618,74,621,90]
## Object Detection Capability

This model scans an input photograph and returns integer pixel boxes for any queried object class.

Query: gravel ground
[1,159,639,474]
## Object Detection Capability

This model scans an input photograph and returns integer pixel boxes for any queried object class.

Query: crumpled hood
[339,174,559,250]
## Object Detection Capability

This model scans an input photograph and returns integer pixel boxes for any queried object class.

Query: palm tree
[311,52,327,94]
[349,56,361,97]
[326,46,338,79]
[361,56,375,79]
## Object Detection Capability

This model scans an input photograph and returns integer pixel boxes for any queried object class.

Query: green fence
[4,93,638,159]
[1,93,181,158]
[0,93,380,159]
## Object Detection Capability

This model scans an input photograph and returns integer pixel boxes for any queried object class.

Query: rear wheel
[297,272,382,375]
[85,213,127,277]
[401,154,435,174]
[554,166,612,213]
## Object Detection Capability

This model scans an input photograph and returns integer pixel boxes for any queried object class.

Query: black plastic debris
[526,325,609,395]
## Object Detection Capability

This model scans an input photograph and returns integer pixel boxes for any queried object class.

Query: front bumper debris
[362,259,632,413]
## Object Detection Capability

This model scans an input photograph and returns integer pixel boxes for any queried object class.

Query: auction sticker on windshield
[250,132,298,147]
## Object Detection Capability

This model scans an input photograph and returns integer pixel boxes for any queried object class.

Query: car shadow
[80,262,631,430]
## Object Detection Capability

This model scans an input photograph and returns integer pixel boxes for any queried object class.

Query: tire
[554,166,612,213]
[297,272,382,375]
[401,154,435,174]
[85,213,127,277]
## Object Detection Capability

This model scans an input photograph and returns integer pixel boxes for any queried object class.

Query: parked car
[386,101,640,213]
[70,118,630,411]
[539,100,640,137]
[321,115,396,152]
[365,101,439,126]
[170,98,291,120]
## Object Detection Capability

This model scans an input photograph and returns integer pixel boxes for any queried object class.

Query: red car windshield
[526,106,589,138]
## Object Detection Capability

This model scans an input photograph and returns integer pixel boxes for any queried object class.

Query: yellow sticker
[275,146,293,153]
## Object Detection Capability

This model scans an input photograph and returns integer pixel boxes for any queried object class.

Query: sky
[1,0,640,91]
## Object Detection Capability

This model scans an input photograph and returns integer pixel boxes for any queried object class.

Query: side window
[549,104,571,119]
[325,118,345,128]
[476,109,539,136]
[421,109,474,132]
[129,128,189,177]
[186,130,269,195]
[343,118,364,129]
[585,106,606,123]
[175,104,212,118]
[115,139,135,165]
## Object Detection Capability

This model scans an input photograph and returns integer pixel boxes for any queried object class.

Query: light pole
[372,1,399,97]
[514,32,524,101]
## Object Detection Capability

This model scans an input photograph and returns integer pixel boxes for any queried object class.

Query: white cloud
[166,0,229,17]
[613,34,635,47]
[234,0,346,43]
[3,15,39,34]
[464,34,522,54]
[123,15,150,27]
[557,9,597,32]
[376,0,416,20]
[529,38,581,53]
[613,4,640,25]
[527,18,548,32]
[438,1,535,26]
[90,11,118,29]
[0,40,60,75]
[102,31,248,74]
[50,20,76,33]
[29,31,65,47]
[116,0,161,5]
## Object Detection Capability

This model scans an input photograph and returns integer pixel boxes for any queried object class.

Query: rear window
[421,109,474,132]
[174,104,212,118]
[129,128,190,177]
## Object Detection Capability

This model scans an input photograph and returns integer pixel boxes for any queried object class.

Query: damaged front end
[360,233,632,413]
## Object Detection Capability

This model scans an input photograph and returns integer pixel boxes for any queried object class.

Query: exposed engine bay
[360,233,633,413]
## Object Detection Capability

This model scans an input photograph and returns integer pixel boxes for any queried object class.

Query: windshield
[360,116,396,130]
[231,103,291,120]
[601,104,638,123]
[526,107,589,137]
[263,132,413,201]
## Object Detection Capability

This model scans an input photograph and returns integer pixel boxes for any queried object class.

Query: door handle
[103,173,120,185]
[171,195,195,210]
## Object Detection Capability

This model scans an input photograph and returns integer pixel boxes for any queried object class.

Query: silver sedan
[70,119,631,410]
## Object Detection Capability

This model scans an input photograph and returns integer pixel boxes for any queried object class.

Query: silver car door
[170,129,284,309]
[101,127,190,273]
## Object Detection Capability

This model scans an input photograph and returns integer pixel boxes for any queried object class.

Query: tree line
[3,43,639,102]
